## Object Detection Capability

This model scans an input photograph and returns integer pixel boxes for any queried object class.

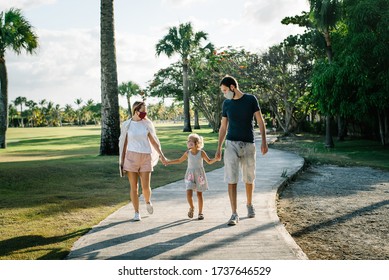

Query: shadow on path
[68,219,192,259]
[108,221,277,260]
[292,200,389,237]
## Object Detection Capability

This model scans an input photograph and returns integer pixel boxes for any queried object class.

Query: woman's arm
[201,150,218,164]
[166,152,188,165]
[148,133,167,164]
[121,135,128,166]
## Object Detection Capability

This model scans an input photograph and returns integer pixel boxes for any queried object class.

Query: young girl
[166,133,217,220]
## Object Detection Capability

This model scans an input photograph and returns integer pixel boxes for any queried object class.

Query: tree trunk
[385,109,389,146]
[337,115,347,141]
[100,0,120,155]
[284,105,293,134]
[325,115,334,148]
[194,108,200,129]
[20,104,24,127]
[182,62,192,132]
[0,59,8,149]
[270,103,287,133]
[127,96,132,117]
[324,30,334,148]
[378,110,386,146]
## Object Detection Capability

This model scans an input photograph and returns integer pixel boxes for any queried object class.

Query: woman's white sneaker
[227,213,239,226]
[146,202,153,214]
[133,212,141,221]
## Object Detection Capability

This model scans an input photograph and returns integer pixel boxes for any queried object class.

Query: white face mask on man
[224,89,235,100]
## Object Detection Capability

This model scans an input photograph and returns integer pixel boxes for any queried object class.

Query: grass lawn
[271,134,389,171]
[0,124,223,260]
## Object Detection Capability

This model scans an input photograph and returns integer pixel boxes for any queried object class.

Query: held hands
[161,158,174,166]
[215,149,222,161]
[159,155,168,166]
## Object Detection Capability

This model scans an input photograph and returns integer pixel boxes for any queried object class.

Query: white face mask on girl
[187,141,195,149]
[224,90,235,100]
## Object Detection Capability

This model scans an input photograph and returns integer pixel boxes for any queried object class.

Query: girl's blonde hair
[188,133,204,149]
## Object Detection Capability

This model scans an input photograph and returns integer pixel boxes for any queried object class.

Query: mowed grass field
[0,124,223,260]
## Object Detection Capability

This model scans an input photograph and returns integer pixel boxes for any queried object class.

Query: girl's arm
[201,150,218,164]
[166,152,188,165]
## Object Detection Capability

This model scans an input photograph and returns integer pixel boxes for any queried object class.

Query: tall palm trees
[100,0,120,155]
[156,22,213,132]
[0,8,38,148]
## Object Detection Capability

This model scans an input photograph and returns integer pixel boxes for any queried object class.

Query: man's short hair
[220,75,239,89]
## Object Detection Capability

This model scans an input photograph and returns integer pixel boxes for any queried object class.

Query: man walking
[215,76,268,226]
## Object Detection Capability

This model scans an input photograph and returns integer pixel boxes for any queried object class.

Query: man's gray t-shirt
[222,94,260,143]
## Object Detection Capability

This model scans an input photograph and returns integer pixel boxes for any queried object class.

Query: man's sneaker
[227,213,239,226]
[146,202,154,214]
[133,212,141,221]
[247,204,256,218]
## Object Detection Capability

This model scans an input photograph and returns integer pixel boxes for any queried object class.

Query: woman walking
[119,101,167,221]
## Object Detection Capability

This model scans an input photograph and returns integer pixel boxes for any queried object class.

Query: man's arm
[254,110,268,155]
[216,117,228,161]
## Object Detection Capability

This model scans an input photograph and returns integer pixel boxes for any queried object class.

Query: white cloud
[7,26,173,108]
[7,27,100,106]
[161,0,207,8]
[243,0,308,25]
[0,0,56,11]
[116,32,173,87]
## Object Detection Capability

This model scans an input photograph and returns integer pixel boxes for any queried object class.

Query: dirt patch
[277,165,389,260]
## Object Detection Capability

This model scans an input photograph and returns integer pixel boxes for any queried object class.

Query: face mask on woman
[138,112,147,119]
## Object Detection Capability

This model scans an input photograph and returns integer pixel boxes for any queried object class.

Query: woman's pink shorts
[123,150,153,173]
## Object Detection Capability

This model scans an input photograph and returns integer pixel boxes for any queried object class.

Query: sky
[1,0,309,108]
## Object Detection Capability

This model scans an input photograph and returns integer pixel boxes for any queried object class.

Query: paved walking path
[67,142,307,260]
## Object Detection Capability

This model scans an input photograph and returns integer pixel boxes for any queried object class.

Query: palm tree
[156,22,213,132]
[13,96,26,127]
[8,104,17,127]
[45,101,54,126]
[118,81,140,117]
[309,0,342,148]
[74,98,83,125]
[0,8,38,148]
[100,0,120,155]
[63,104,76,125]
[52,104,62,127]
[39,99,47,109]
[25,99,37,127]
[85,100,101,125]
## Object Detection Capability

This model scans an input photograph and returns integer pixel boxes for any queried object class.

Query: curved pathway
[67,146,307,260]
